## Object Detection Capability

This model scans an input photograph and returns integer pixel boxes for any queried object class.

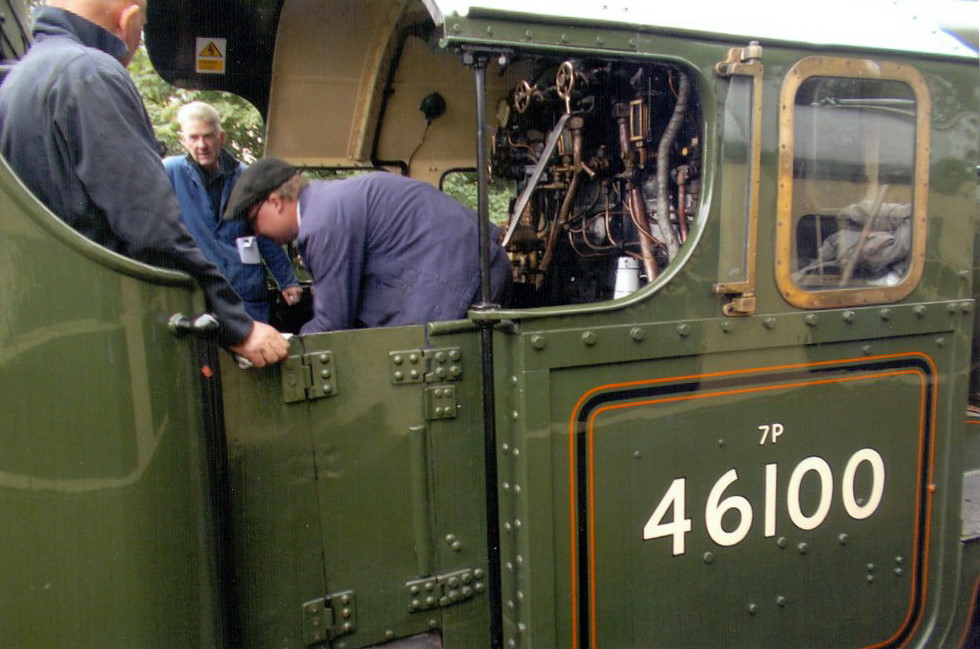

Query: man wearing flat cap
[225,158,511,334]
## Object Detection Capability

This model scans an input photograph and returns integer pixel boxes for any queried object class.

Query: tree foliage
[130,44,264,162]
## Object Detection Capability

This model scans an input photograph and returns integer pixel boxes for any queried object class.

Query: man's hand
[281,285,304,306]
[229,321,290,367]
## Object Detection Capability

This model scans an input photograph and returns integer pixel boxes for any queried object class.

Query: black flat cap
[223,157,300,221]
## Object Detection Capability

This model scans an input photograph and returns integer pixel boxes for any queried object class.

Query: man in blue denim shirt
[165,102,302,323]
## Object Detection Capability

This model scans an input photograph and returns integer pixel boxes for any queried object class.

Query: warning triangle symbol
[199,41,223,58]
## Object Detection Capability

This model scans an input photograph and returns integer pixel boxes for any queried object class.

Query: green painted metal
[2,1,977,648]
[0,158,226,647]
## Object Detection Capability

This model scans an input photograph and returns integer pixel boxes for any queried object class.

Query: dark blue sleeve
[298,200,366,333]
[257,236,299,289]
[68,68,253,345]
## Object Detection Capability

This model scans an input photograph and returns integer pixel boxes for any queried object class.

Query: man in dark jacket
[165,101,301,323]
[0,0,288,366]
[224,158,511,334]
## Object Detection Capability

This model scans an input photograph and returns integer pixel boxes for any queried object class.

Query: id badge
[236,236,261,264]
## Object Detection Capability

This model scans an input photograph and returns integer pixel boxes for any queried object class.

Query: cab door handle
[168,312,220,339]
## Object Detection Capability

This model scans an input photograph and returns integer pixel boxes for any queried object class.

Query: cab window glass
[776,59,929,308]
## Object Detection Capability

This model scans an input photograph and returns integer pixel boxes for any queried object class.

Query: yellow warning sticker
[195,37,227,75]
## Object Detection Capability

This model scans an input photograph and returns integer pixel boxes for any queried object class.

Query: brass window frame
[775,56,931,309]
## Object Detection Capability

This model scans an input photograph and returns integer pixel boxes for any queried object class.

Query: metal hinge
[389,347,463,385]
[405,568,486,613]
[283,351,338,403]
[302,590,356,646]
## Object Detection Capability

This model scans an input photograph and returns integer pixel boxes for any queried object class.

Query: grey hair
[177,101,223,133]
[274,173,310,201]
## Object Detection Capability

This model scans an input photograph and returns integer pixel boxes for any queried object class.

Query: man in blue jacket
[165,102,302,323]
[224,158,511,334]
[0,0,288,366]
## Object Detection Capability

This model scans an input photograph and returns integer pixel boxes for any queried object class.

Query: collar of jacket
[31,6,129,65]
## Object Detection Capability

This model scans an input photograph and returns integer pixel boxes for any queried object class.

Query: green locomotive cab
[0,1,977,648]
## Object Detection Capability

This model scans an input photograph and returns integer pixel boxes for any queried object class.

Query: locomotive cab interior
[149,0,705,316]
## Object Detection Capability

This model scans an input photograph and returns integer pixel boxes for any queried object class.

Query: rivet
[514,518,522,529]
[409,353,420,363]
[718,438,726,447]
[804,314,819,326]
[452,541,462,551]
[596,36,604,45]
[486,25,494,35]
[386,630,395,639]
[914,305,927,317]
[936,337,946,347]
[531,334,546,350]
[524,29,533,39]
[842,310,855,323]
[880,308,893,320]
[630,326,645,341]
[429,619,438,628]
[445,534,457,544]
[633,451,642,458]
[320,369,331,379]
[435,351,447,363]
[561,33,569,43]
[512,447,520,457]
[867,575,875,583]
[748,603,759,615]
[394,371,404,381]
[582,331,597,346]
[450,349,461,361]
[776,537,788,548]
[895,556,904,565]
[703,552,715,564]
[867,563,876,572]
[322,384,332,394]
[962,301,973,313]
[862,345,872,355]
[410,369,420,379]
[319,353,329,363]
[504,522,512,533]
[512,410,519,420]
[894,567,904,576]
[838,533,849,545]
[763,317,777,329]
[776,596,787,607]
[797,542,809,554]
[720,319,734,332]
[677,323,691,337]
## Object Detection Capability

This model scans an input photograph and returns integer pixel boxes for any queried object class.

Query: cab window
[775,57,930,308]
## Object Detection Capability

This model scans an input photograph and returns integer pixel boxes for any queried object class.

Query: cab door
[0,161,226,649]
[220,323,492,649]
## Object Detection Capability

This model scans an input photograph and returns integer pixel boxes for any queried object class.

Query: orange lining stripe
[566,352,937,649]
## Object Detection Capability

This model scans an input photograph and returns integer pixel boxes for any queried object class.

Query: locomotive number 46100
[643,448,886,556]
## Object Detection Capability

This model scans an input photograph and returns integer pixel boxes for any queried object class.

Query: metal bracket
[390,347,463,385]
[424,385,457,420]
[302,590,356,646]
[283,351,338,403]
[406,568,486,613]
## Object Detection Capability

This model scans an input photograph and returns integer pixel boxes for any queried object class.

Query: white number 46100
[642,449,885,555]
